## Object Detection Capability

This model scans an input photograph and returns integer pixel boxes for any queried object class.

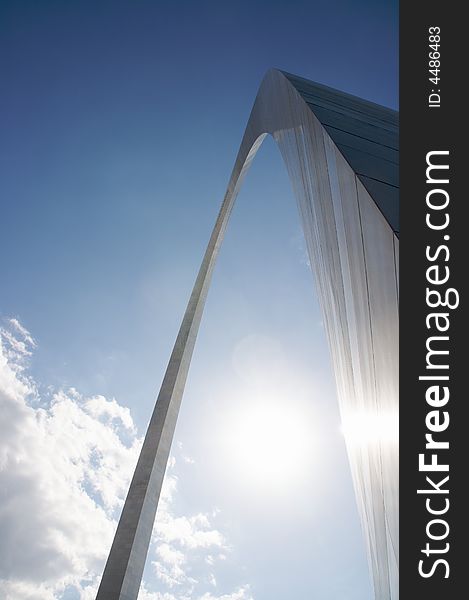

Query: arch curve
[96,69,399,600]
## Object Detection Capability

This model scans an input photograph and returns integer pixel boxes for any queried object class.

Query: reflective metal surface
[96,69,399,600]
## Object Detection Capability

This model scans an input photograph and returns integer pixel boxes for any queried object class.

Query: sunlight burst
[224,397,315,489]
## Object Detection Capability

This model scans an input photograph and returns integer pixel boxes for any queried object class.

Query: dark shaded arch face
[96,70,399,600]
[282,71,399,236]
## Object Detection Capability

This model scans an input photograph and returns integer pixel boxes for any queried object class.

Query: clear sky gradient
[0,1,398,599]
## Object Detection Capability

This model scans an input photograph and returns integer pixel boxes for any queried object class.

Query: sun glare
[223,397,315,489]
[214,335,320,492]
[340,411,399,446]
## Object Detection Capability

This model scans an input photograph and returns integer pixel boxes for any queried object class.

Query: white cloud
[150,448,230,595]
[8,318,36,348]
[199,587,254,600]
[0,322,141,599]
[155,513,225,551]
[177,441,195,464]
[84,394,136,434]
[0,319,253,600]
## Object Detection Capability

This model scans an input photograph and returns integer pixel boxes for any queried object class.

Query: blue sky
[0,1,398,599]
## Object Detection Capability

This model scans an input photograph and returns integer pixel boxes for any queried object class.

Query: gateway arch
[96,69,399,600]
